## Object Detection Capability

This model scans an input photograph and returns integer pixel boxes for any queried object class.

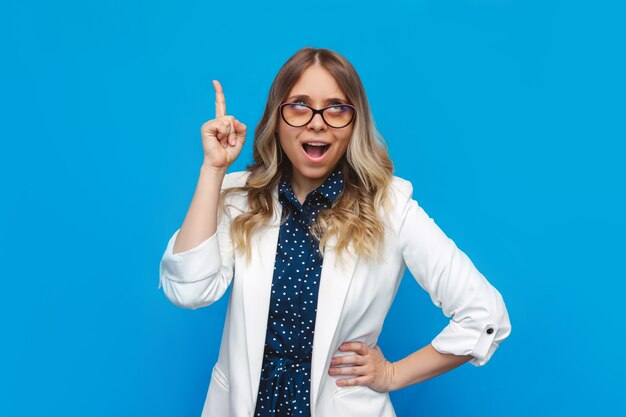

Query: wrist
[388,359,413,392]
[200,163,227,177]
[387,361,401,392]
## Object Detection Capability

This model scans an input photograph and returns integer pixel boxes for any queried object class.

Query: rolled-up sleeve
[396,180,511,366]
[158,176,239,310]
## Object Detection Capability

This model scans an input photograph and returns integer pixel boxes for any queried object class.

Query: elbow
[159,269,227,310]
[468,290,512,366]
[432,288,512,367]
[162,282,216,310]
[158,241,230,309]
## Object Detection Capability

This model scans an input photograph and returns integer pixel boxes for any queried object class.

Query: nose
[307,112,327,131]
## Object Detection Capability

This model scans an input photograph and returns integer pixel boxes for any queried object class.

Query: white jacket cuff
[431,320,506,366]
[158,228,221,289]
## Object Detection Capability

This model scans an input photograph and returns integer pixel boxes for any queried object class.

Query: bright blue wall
[2,1,624,416]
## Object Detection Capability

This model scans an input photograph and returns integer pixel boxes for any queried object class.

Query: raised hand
[200,80,247,171]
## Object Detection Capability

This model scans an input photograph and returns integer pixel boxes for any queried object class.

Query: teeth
[305,142,327,146]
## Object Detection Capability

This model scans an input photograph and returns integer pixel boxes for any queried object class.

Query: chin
[296,164,333,179]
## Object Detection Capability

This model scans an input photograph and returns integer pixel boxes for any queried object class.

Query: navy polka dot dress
[253,166,344,417]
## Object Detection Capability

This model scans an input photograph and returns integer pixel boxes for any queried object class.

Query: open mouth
[302,142,330,158]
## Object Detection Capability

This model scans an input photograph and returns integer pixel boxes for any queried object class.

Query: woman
[159,47,511,417]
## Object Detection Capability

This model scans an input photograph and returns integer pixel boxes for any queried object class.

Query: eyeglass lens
[282,104,354,128]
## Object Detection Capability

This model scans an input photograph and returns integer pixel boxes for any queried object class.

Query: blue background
[2,0,624,416]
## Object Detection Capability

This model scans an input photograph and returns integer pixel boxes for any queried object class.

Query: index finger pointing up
[213,79,226,118]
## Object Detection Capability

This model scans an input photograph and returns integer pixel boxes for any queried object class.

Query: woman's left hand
[328,342,395,393]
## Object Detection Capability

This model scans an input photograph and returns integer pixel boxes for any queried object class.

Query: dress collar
[278,165,345,208]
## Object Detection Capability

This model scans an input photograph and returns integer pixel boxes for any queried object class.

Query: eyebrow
[286,94,348,105]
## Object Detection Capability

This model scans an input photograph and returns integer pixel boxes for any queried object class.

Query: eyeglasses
[279,102,356,128]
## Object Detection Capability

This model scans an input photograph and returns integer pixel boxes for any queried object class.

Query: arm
[173,164,226,254]
[328,180,511,391]
[159,80,247,309]
[389,344,472,390]
[158,169,238,310]
[175,79,246,252]
[397,179,512,367]
[328,341,471,392]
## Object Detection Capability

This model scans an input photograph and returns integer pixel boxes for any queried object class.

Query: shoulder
[220,171,251,215]
[379,175,417,229]
[388,175,415,203]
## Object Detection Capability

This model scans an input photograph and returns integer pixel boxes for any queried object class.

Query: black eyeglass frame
[279,102,357,128]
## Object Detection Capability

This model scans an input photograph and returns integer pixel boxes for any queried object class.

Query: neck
[290,173,328,205]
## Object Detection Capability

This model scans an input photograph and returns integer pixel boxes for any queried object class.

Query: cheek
[335,130,353,153]
[277,124,289,147]
[277,125,301,156]
[278,121,298,140]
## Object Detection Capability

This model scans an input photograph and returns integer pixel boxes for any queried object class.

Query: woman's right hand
[200,80,247,171]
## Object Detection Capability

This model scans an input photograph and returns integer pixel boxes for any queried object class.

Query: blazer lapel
[240,182,359,410]
[242,186,282,402]
[311,237,359,410]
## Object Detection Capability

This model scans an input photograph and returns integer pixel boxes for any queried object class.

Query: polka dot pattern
[253,166,344,417]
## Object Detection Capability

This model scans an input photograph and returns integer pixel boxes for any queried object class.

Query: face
[277,64,354,194]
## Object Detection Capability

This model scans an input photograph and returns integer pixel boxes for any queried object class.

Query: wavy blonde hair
[221,47,394,262]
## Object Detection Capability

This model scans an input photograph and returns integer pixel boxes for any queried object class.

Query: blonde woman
[159,47,511,417]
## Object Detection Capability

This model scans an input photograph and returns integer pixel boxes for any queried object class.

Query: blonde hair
[221,47,394,262]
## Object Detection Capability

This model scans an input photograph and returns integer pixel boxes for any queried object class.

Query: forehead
[287,65,346,101]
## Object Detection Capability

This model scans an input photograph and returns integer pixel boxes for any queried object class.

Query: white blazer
[159,171,512,417]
